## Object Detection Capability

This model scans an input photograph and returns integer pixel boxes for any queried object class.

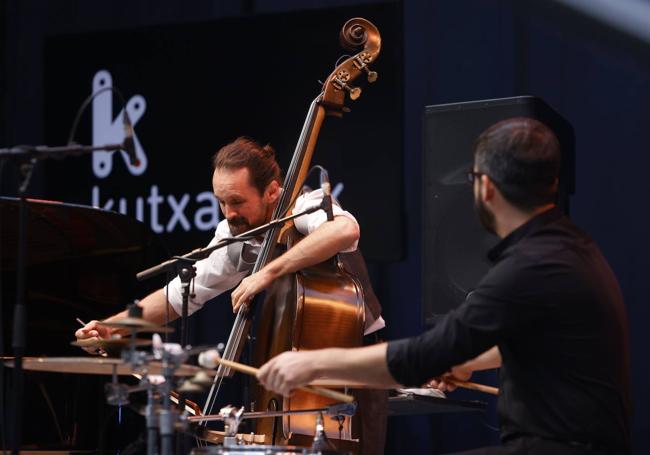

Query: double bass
[202,17,382,448]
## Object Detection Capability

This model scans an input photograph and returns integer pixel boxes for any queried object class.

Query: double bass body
[252,252,365,443]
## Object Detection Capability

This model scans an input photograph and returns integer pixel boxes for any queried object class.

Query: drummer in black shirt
[257,117,632,454]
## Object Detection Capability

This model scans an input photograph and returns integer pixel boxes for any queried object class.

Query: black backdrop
[42,6,403,261]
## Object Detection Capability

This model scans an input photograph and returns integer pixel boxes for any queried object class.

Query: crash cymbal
[6,356,215,377]
[97,317,174,333]
[189,370,215,387]
[177,379,204,394]
[71,338,153,349]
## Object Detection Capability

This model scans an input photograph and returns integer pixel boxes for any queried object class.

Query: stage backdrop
[42,4,403,264]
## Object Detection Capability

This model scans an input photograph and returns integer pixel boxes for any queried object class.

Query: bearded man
[76,136,386,454]
[257,118,631,455]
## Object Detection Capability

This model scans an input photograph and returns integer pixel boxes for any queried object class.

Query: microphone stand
[0,139,133,455]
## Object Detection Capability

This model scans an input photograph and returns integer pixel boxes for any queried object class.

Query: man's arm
[74,289,179,352]
[429,346,501,392]
[257,343,400,397]
[459,345,502,371]
[231,215,359,310]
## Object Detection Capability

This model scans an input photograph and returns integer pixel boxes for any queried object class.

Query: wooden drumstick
[443,378,499,396]
[209,355,355,404]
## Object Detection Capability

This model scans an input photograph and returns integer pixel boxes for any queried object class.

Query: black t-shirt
[387,208,631,452]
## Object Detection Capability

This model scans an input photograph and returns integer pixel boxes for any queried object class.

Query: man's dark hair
[212,137,283,195]
[474,117,561,210]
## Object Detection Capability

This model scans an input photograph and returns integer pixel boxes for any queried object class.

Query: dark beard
[474,197,496,235]
[228,217,251,235]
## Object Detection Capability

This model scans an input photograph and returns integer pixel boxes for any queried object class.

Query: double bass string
[201,97,323,421]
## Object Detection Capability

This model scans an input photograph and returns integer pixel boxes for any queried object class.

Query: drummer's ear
[265,180,281,204]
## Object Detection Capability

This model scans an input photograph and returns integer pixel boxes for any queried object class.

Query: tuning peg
[353,55,378,83]
[345,85,362,100]
[333,77,362,101]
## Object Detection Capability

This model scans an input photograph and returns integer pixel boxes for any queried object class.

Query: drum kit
[5,303,355,455]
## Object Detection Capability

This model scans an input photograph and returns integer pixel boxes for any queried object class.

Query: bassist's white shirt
[165,189,359,316]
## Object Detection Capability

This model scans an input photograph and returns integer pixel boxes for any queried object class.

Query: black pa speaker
[421,96,575,326]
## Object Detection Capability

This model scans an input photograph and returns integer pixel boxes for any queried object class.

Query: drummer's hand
[427,366,472,392]
[231,269,273,313]
[257,351,319,397]
[74,320,113,355]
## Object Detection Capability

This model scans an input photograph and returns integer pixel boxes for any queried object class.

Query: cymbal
[71,338,153,349]
[98,317,174,333]
[6,357,215,377]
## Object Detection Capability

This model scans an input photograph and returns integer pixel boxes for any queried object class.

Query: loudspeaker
[421,96,574,326]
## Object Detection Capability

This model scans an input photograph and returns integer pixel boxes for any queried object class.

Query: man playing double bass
[75,136,387,454]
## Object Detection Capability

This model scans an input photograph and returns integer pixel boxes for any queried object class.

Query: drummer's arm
[107,289,179,327]
[458,345,501,371]
[101,289,179,326]
[257,343,401,396]
[131,288,180,326]
[76,289,179,341]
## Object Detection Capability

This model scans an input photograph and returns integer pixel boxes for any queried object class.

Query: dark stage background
[2,1,650,454]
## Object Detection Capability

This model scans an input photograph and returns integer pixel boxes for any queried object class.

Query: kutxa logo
[92,70,147,178]
[90,70,220,234]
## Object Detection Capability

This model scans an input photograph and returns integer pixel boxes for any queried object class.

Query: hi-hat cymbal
[98,317,174,333]
[71,338,153,349]
[6,357,215,377]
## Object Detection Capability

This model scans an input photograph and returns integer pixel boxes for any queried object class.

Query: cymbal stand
[159,355,176,455]
[219,405,244,447]
[104,325,165,455]
[151,338,199,455]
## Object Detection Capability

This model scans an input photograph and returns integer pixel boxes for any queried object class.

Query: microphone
[122,110,140,167]
[319,167,334,221]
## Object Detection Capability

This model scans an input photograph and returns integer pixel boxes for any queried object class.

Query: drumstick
[442,378,499,396]
[214,356,355,404]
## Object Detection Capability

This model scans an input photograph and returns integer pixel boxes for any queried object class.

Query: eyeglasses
[466,170,485,184]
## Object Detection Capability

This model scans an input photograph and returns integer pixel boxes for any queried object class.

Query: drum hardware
[310,412,335,452]
[189,446,348,454]
[188,402,356,450]
[188,402,357,424]
[218,406,245,447]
